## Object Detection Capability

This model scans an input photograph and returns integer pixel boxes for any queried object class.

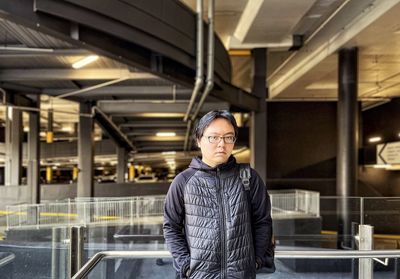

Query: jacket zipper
[217,168,227,279]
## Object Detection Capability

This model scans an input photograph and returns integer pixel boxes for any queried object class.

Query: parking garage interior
[0,0,400,278]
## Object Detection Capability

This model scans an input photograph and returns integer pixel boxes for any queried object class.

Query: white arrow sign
[377,142,400,165]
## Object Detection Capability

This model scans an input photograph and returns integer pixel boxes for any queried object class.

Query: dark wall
[265,99,400,197]
[360,98,400,196]
[267,102,337,195]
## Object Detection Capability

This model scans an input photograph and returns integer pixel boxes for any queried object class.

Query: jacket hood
[189,155,237,172]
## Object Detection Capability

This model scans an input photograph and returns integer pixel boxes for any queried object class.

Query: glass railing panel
[362,197,400,234]
[0,226,71,279]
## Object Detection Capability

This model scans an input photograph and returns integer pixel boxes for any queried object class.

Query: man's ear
[196,139,201,148]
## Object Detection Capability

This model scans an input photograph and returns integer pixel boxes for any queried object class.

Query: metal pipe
[183,119,192,151]
[0,253,15,267]
[183,0,204,122]
[0,87,6,105]
[72,249,400,279]
[191,0,215,121]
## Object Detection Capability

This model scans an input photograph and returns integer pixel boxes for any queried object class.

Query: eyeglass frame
[202,135,237,144]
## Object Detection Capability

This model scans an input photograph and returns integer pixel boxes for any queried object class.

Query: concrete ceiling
[2,0,400,170]
[182,0,400,104]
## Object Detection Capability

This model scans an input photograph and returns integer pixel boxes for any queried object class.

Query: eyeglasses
[203,135,236,144]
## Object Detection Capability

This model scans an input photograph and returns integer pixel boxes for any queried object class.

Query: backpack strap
[239,163,251,191]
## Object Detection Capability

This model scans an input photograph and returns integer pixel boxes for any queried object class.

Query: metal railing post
[358,224,374,279]
[51,227,60,279]
[69,226,86,277]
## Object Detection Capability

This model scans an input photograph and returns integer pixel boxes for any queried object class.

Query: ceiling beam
[97,101,230,114]
[233,0,264,43]
[0,48,91,57]
[92,107,136,152]
[43,86,191,98]
[0,69,157,81]
[269,0,400,98]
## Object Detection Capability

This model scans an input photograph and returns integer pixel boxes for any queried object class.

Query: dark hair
[193,110,238,141]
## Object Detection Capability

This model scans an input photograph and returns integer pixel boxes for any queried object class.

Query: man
[163,110,273,279]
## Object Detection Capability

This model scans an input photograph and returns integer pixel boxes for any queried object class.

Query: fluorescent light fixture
[61,126,74,133]
[162,151,176,155]
[368,136,382,143]
[7,107,13,120]
[308,14,322,18]
[23,127,29,132]
[72,55,99,69]
[156,132,176,137]
[372,164,387,169]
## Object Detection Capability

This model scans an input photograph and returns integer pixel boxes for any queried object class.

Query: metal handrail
[0,253,15,267]
[72,249,400,279]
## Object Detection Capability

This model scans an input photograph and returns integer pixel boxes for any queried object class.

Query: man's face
[197,118,236,167]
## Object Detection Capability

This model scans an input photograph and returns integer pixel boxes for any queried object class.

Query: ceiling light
[308,14,322,19]
[156,132,176,137]
[372,165,386,169]
[23,127,29,132]
[162,151,176,155]
[61,126,74,133]
[368,137,382,143]
[72,55,99,69]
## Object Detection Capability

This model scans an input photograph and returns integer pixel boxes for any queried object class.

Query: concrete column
[116,146,127,183]
[27,97,41,203]
[250,48,268,182]
[337,48,359,249]
[77,102,94,197]
[5,106,23,186]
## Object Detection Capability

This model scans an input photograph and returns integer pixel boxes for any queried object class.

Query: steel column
[78,102,94,197]
[27,96,41,203]
[337,48,359,249]
[116,147,127,183]
[250,48,268,182]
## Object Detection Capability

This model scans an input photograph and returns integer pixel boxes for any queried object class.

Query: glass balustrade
[0,194,399,278]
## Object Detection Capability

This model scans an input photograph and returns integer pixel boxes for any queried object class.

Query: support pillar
[27,97,41,203]
[116,146,127,183]
[5,106,23,186]
[77,102,94,197]
[337,48,359,249]
[250,48,268,182]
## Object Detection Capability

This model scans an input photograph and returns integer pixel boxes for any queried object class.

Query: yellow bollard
[46,166,53,183]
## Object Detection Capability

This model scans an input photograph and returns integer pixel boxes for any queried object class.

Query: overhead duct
[191,0,215,121]
[183,0,204,122]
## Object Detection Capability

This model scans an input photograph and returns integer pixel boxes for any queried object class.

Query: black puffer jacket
[163,156,272,279]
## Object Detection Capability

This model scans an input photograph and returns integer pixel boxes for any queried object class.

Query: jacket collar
[189,155,237,172]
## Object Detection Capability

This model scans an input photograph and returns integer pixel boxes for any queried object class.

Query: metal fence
[6,196,165,229]
[269,189,320,218]
[6,190,319,229]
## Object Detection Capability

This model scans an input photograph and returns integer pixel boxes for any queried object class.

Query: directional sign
[377,142,400,165]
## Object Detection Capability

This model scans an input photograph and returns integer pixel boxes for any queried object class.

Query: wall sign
[377,142,400,165]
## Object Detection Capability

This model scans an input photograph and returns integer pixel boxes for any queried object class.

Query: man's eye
[211,136,219,141]
[227,136,234,141]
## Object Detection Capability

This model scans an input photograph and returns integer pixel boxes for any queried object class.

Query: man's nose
[217,138,225,147]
